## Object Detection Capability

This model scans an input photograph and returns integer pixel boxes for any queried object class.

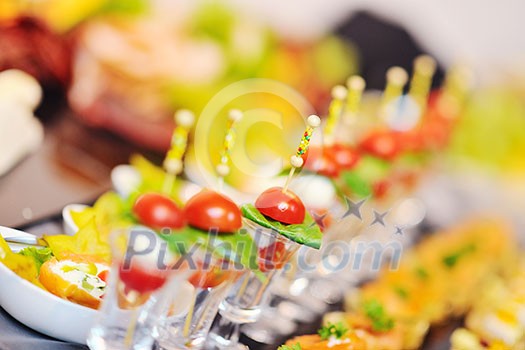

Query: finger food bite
[39,254,109,309]
[241,115,323,249]
[255,187,306,225]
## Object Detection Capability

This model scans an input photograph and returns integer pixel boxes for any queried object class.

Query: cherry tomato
[419,118,451,150]
[309,208,333,232]
[184,189,242,233]
[303,147,340,178]
[359,130,401,160]
[258,241,287,272]
[373,180,391,199]
[397,128,424,153]
[97,270,109,283]
[255,187,305,225]
[398,171,418,189]
[328,144,360,169]
[188,262,235,289]
[133,193,185,230]
[118,263,169,294]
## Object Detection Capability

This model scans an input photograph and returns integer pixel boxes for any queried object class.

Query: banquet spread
[282,218,520,349]
[0,8,522,347]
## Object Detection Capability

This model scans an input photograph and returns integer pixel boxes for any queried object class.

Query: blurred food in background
[0,16,70,87]
[448,87,525,174]
[0,69,44,176]
[67,2,356,150]
[1,0,357,150]
[283,218,519,350]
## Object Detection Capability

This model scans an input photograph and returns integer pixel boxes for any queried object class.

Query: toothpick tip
[164,158,183,175]
[175,109,195,128]
[414,55,437,75]
[347,75,366,91]
[331,85,348,100]
[216,163,230,177]
[290,155,304,168]
[307,114,321,128]
[387,66,409,85]
[228,109,243,122]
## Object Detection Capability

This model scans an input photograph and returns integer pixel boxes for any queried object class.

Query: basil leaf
[363,299,395,332]
[442,243,476,268]
[240,204,322,249]
[340,171,372,197]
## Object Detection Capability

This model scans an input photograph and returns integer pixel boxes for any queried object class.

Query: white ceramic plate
[110,164,141,198]
[0,226,96,344]
[61,204,89,236]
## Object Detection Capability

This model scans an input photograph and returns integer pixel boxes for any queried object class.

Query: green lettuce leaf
[130,154,184,205]
[18,247,53,272]
[240,204,322,249]
[339,155,391,198]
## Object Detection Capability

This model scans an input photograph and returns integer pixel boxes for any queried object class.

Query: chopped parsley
[415,267,429,280]
[394,286,409,299]
[442,243,476,268]
[82,277,94,292]
[318,322,348,340]
[363,299,395,332]
[278,343,301,350]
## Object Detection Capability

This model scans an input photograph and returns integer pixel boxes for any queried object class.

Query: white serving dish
[61,204,89,235]
[0,226,96,344]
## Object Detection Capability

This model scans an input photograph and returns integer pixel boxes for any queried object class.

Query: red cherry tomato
[420,118,451,150]
[255,187,306,225]
[303,147,341,178]
[398,171,418,189]
[133,193,185,230]
[359,130,401,160]
[258,241,287,272]
[397,129,424,153]
[118,263,169,294]
[328,144,360,169]
[373,180,391,200]
[97,270,109,283]
[188,262,235,289]
[309,208,333,232]
[184,189,242,233]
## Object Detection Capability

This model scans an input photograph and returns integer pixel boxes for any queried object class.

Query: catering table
[0,306,87,350]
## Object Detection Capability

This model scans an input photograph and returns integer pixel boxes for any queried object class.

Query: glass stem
[210,315,242,349]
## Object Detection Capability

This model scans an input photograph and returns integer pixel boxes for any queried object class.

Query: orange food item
[285,333,367,350]
[39,256,109,309]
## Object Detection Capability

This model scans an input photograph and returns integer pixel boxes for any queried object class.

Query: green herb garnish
[18,247,53,272]
[240,204,322,249]
[394,286,409,299]
[278,343,302,350]
[340,171,372,197]
[82,277,94,292]
[363,299,395,332]
[415,267,429,280]
[442,243,476,268]
[318,322,348,340]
